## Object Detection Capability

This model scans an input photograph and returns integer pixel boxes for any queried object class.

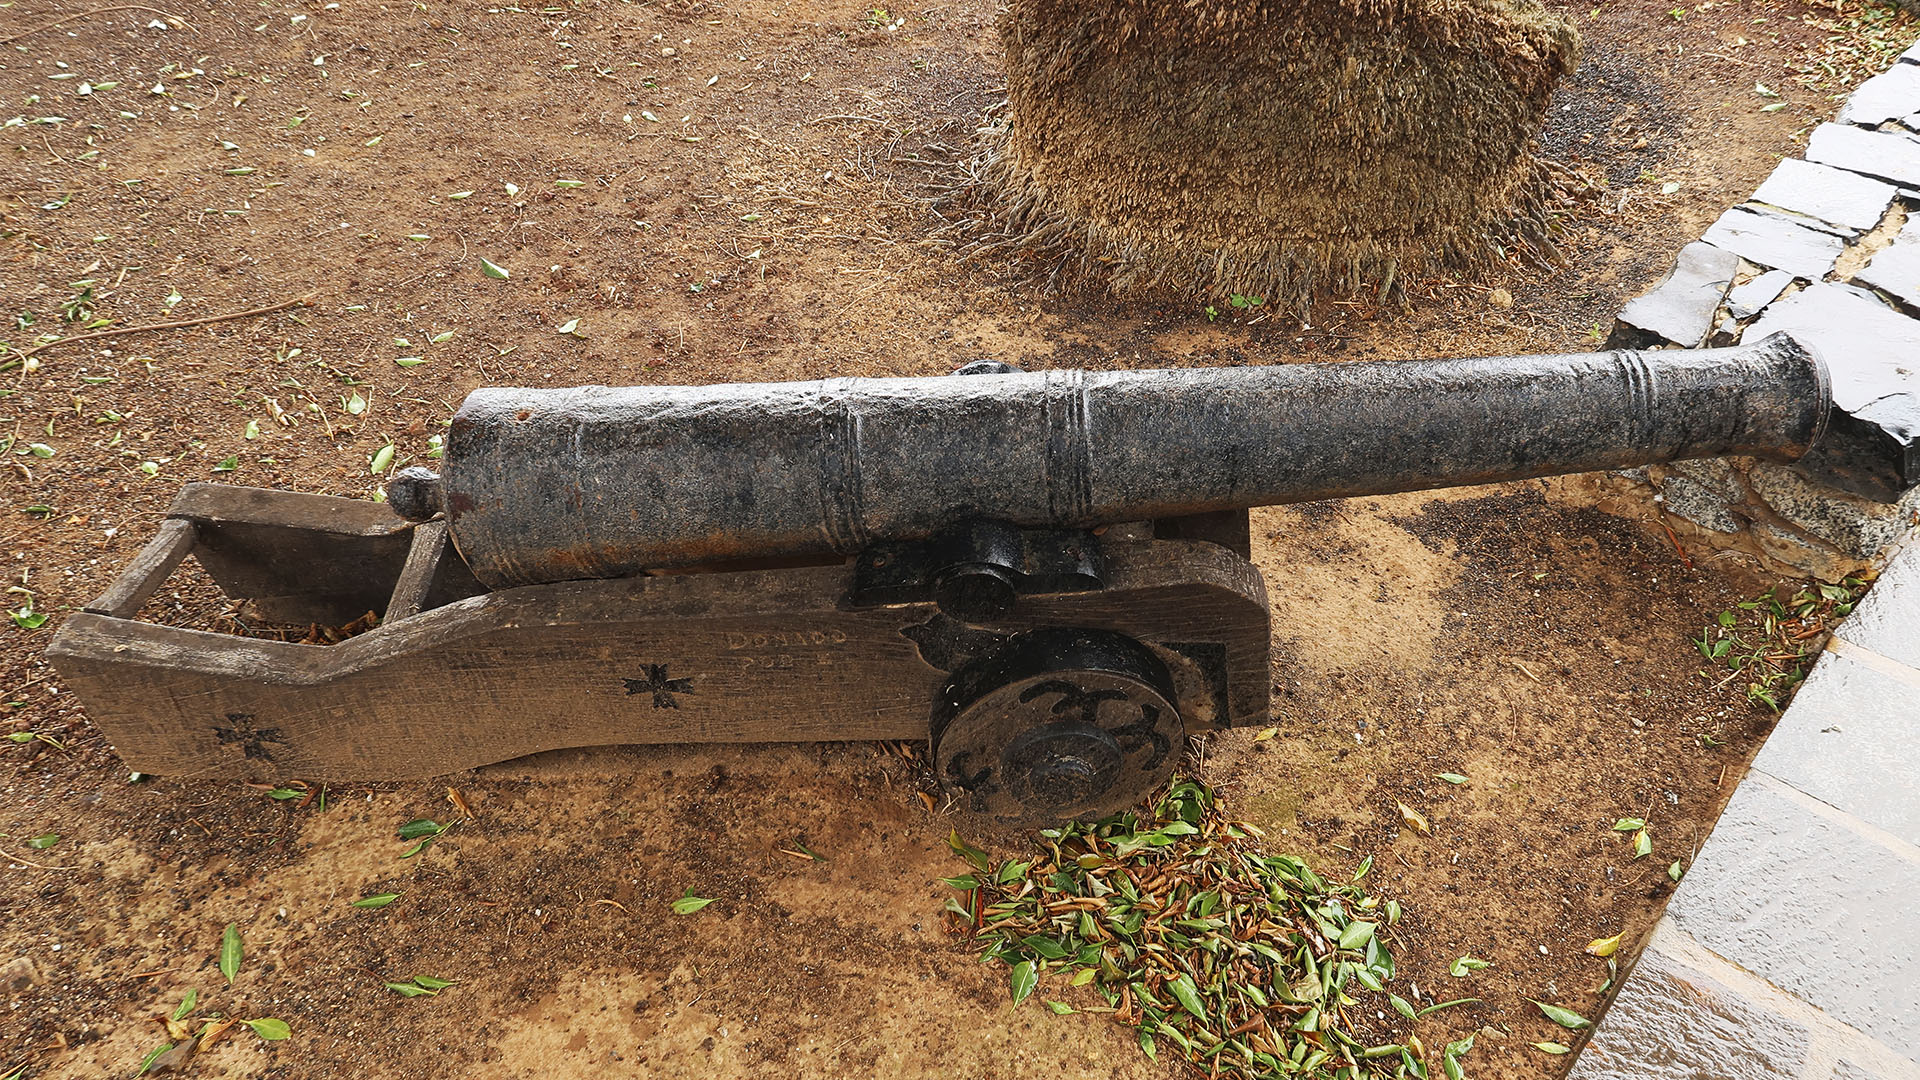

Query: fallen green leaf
[671,887,715,915]
[948,830,990,871]
[397,819,444,840]
[1449,954,1490,977]
[1009,960,1037,1006]
[352,893,400,909]
[1338,920,1376,950]
[1529,998,1591,1029]
[136,1042,174,1075]
[220,923,242,984]
[245,1017,290,1040]
[1167,974,1207,1019]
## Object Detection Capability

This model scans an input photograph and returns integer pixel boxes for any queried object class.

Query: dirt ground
[1,0,1913,1077]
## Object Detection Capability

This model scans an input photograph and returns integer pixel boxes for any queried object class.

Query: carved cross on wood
[211,712,285,761]
[623,664,694,709]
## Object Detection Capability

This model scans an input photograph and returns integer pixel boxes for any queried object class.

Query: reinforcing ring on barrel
[931,628,1185,820]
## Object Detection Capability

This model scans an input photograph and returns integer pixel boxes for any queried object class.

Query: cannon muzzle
[395,332,1829,589]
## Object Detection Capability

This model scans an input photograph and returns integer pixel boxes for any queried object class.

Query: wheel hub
[931,628,1183,820]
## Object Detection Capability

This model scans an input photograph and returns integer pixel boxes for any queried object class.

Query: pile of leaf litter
[944,779,1478,1080]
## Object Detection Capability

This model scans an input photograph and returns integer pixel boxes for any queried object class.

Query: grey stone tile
[1807,123,1920,187]
[1836,541,1920,670]
[1857,239,1920,310]
[1613,242,1741,347]
[1751,158,1897,234]
[1834,1056,1920,1080]
[1728,269,1796,319]
[1702,207,1847,279]
[1841,62,1920,126]
[1745,284,1920,472]
[1664,778,1920,1059]
[1753,649,1920,844]
[1568,928,1813,1080]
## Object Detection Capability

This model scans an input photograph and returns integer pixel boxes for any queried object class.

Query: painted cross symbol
[211,712,285,761]
[623,664,694,709]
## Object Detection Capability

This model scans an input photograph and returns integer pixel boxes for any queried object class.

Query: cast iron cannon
[50,333,1829,819]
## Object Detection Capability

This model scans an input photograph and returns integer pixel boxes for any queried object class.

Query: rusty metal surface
[407,332,1830,589]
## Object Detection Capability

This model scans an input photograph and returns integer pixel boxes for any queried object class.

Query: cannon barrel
[392,332,1829,589]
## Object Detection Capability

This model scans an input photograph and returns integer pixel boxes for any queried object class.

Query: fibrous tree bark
[960,0,1579,315]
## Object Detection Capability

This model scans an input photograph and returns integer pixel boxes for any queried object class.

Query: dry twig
[7,295,315,369]
[0,5,190,45]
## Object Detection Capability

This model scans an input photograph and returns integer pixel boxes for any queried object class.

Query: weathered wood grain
[83,518,198,618]
[50,527,1269,782]
[176,484,486,625]
[385,521,449,622]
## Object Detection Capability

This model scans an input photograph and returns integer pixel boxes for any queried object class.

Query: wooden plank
[170,486,486,627]
[385,522,448,621]
[48,538,1270,782]
[170,482,411,537]
[83,518,198,618]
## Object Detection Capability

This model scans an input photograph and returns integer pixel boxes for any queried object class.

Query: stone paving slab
[1611,241,1739,347]
[1746,284,1920,423]
[1568,925,1818,1080]
[1661,773,1920,1061]
[1700,206,1847,278]
[1726,268,1794,319]
[1750,157,1898,233]
[1840,62,1920,126]
[1751,647,1920,844]
[1833,547,1920,669]
[1805,122,1920,186]
[1572,922,1920,1080]
[1858,239,1920,309]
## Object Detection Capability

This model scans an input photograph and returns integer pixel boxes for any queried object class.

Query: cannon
[49,333,1830,819]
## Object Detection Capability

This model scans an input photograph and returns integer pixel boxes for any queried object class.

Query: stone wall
[1607,43,1920,580]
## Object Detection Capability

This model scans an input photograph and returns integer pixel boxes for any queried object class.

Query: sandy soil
[0,0,1911,1077]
